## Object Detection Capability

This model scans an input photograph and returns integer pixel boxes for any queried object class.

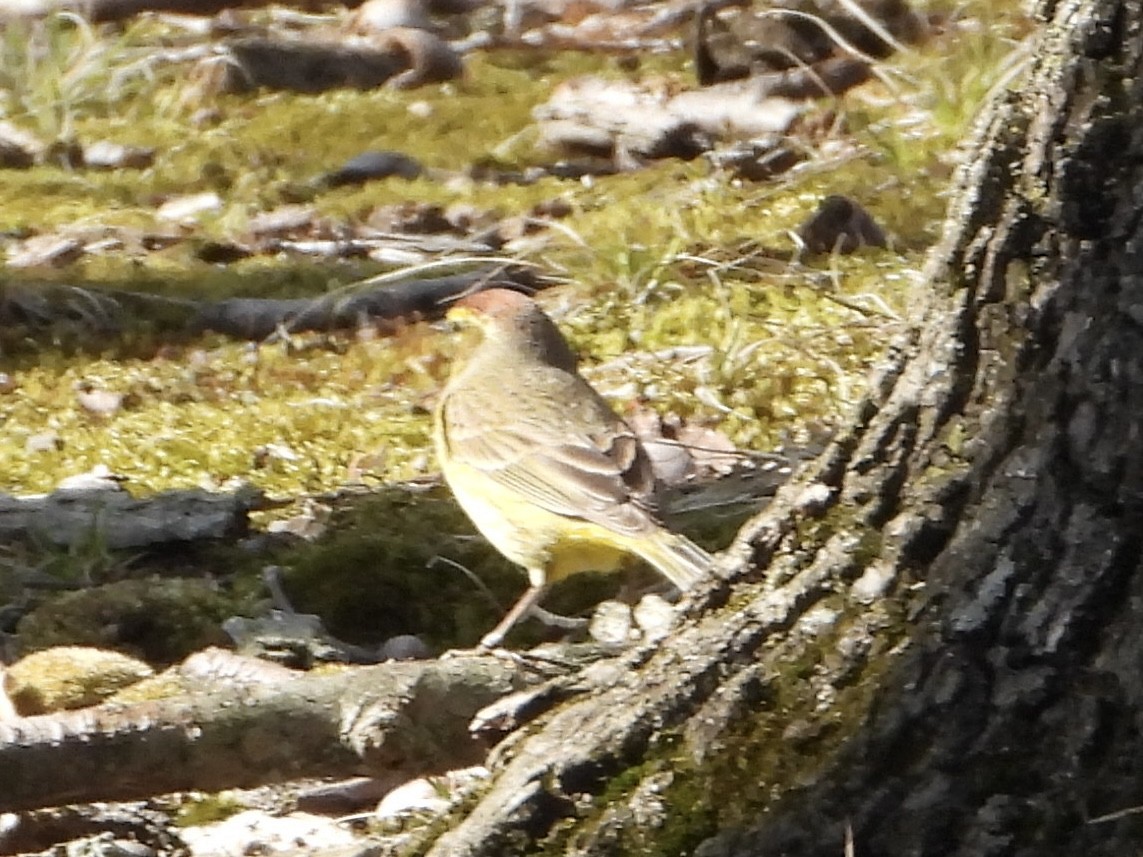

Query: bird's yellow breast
[436,449,632,586]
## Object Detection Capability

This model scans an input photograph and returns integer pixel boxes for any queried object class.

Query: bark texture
[406,1,1143,854]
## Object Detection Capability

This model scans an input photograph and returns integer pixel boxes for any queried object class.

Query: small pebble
[376,778,449,819]
[633,594,676,642]
[589,600,634,646]
[379,635,432,661]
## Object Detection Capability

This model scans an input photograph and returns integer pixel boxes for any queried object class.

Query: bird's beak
[432,305,475,333]
[446,305,482,325]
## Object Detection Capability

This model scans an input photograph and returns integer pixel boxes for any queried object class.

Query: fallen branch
[0,484,262,549]
[1,266,541,342]
[0,0,337,23]
[0,649,534,813]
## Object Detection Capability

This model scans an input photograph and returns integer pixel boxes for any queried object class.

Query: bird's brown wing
[439,387,659,537]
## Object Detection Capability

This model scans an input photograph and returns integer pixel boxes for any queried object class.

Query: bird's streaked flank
[433,288,712,648]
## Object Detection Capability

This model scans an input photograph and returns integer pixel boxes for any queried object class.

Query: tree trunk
[409,0,1143,854]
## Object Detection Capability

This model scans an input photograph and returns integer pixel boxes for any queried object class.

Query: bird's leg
[479,583,546,649]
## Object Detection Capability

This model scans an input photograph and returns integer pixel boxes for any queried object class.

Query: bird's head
[444,288,578,371]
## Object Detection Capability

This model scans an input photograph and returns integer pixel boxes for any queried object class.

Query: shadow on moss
[278,482,705,651]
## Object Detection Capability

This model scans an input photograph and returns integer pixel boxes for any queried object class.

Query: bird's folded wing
[441,395,654,535]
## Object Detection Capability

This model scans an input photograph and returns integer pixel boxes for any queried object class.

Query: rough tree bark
[405,0,1143,854]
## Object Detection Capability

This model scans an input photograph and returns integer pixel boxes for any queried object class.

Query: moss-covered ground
[0,0,1031,652]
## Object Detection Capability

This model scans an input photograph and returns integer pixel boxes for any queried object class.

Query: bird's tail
[634,530,713,590]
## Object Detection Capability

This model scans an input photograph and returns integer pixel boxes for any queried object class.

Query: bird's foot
[530,606,589,633]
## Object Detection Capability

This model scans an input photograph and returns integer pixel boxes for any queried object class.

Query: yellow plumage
[434,288,712,647]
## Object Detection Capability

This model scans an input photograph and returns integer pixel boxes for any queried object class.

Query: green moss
[0,1,1023,497]
[279,486,522,649]
[107,668,193,705]
[5,645,153,714]
[277,483,690,650]
[15,577,242,664]
[852,526,885,569]
[528,608,908,856]
[174,792,247,827]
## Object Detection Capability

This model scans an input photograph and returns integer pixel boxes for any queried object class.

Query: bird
[433,288,712,648]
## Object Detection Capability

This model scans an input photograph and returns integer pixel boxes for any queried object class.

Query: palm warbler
[434,288,712,647]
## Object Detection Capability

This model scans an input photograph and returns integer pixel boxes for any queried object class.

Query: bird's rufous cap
[447,288,534,321]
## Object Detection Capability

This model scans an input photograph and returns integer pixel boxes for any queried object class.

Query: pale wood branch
[0,651,531,813]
